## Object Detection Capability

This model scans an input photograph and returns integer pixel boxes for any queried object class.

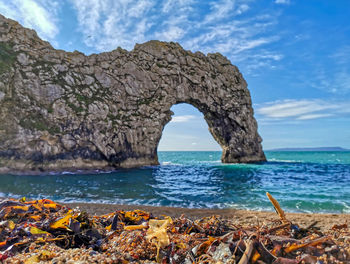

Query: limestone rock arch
[0,14,265,172]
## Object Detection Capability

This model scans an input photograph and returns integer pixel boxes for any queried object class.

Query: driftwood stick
[267,223,291,234]
[238,239,254,264]
[266,192,289,223]
[284,235,331,253]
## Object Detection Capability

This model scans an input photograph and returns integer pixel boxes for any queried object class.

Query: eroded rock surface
[0,14,265,173]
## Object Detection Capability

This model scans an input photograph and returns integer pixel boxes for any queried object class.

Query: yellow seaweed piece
[24,255,39,264]
[24,250,55,264]
[11,205,29,211]
[38,250,56,260]
[266,192,288,223]
[30,204,43,211]
[30,227,50,236]
[124,210,150,223]
[146,217,172,262]
[43,203,58,209]
[8,220,15,230]
[124,223,147,231]
[29,215,42,221]
[49,210,72,230]
[251,251,261,263]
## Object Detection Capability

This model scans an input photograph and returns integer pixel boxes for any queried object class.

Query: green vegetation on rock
[19,112,60,134]
[0,42,16,74]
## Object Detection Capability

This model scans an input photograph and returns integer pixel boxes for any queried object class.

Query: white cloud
[170,115,196,123]
[258,99,333,118]
[69,0,281,73]
[161,0,194,13]
[183,11,280,70]
[70,0,155,51]
[308,66,350,95]
[232,37,279,54]
[296,114,333,120]
[204,0,236,24]
[156,26,185,41]
[257,99,350,120]
[236,4,250,15]
[330,46,350,65]
[0,0,59,41]
[275,0,290,4]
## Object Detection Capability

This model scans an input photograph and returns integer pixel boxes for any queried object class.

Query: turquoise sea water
[0,151,350,213]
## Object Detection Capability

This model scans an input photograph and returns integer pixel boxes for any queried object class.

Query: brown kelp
[0,193,349,263]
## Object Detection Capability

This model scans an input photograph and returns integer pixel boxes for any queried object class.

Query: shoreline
[66,201,350,231]
[1,196,349,231]
[1,197,349,231]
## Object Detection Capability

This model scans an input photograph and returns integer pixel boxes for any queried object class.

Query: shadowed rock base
[0,14,265,173]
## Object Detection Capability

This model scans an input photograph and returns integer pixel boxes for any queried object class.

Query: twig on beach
[266,192,289,223]
[267,222,291,234]
[238,238,254,264]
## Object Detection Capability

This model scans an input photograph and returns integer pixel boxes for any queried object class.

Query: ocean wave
[1,151,349,213]
[161,161,182,166]
[268,158,299,163]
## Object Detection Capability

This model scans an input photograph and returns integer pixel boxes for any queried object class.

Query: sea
[0,151,350,214]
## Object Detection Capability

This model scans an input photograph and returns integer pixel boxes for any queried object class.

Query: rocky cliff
[0,14,265,173]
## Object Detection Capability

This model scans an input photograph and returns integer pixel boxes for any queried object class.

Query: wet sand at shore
[1,196,348,231]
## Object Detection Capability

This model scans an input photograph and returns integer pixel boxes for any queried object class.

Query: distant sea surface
[1,151,350,213]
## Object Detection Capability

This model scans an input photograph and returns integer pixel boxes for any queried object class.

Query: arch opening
[158,103,222,152]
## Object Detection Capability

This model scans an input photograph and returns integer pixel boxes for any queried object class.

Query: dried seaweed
[0,193,349,263]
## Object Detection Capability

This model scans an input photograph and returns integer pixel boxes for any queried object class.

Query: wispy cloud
[309,66,350,95]
[170,115,196,123]
[155,26,185,42]
[296,114,333,120]
[257,99,350,121]
[275,0,290,4]
[293,45,350,96]
[0,0,60,41]
[204,0,236,24]
[69,0,282,71]
[69,0,155,51]
[183,6,279,57]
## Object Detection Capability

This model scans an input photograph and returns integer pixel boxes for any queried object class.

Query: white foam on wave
[62,171,76,175]
[160,161,183,166]
[268,158,299,163]
[0,192,21,199]
[341,202,350,213]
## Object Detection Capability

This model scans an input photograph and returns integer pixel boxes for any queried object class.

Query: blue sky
[1,0,349,150]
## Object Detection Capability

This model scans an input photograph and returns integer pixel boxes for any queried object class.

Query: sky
[0,0,349,151]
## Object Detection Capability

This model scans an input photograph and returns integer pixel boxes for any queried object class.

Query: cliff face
[0,14,265,173]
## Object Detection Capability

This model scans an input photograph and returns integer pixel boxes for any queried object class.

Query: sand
[1,196,348,231]
[66,202,350,231]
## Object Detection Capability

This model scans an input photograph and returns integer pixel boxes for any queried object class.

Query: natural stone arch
[156,98,263,163]
[157,103,221,151]
[0,14,265,172]
[132,41,266,165]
